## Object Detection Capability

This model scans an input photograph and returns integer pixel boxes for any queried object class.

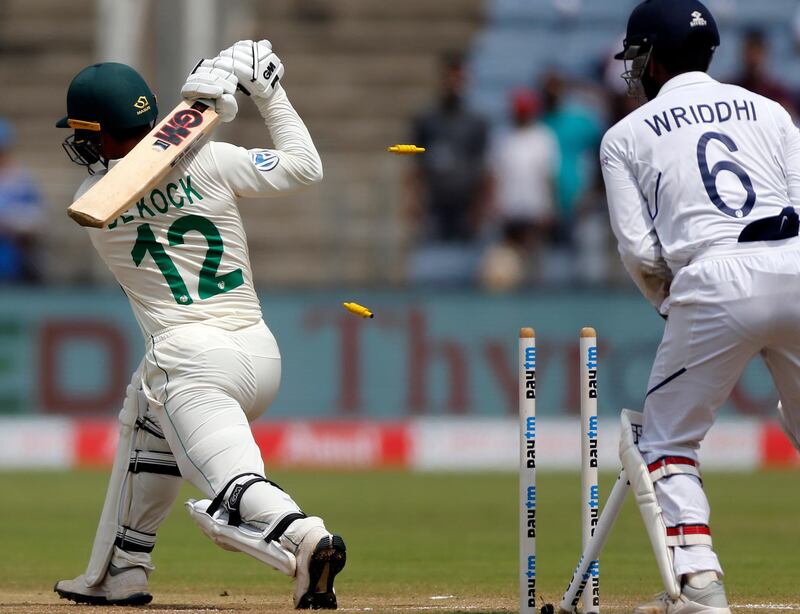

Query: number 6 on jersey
[697,131,757,218]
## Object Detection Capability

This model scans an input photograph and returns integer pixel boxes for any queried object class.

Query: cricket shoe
[54,565,152,606]
[633,580,731,614]
[293,526,347,609]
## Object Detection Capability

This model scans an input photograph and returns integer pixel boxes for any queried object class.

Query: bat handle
[187,99,216,113]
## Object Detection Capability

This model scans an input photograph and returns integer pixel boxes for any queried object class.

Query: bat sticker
[152,107,205,151]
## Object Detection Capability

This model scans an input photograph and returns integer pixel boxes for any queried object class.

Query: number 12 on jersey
[131,214,244,305]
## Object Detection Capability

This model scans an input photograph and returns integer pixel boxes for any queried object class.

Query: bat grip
[191,99,216,112]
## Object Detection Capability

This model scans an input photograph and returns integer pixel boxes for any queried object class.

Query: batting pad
[619,409,681,600]
[185,499,296,576]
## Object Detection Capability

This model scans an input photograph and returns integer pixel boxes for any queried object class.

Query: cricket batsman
[603,1,800,612]
[52,41,346,609]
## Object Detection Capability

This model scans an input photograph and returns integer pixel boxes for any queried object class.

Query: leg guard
[185,472,303,576]
[85,366,182,585]
[648,462,719,578]
[109,412,182,571]
[619,409,682,600]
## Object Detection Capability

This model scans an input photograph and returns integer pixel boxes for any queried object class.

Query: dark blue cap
[615,0,720,60]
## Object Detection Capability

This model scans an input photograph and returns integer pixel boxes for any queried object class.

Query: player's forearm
[620,250,672,310]
[254,86,323,186]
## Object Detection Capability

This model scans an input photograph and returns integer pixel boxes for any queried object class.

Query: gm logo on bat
[152,105,205,151]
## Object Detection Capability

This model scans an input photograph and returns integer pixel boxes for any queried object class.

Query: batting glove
[181,59,239,123]
[218,39,285,100]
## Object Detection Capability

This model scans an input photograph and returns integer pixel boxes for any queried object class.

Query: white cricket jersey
[76,86,322,338]
[600,71,800,308]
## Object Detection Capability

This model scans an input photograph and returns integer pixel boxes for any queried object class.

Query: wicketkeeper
[603,1,800,612]
[53,41,346,609]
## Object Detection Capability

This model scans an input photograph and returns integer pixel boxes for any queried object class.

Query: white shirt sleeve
[211,84,323,198]
[601,122,672,310]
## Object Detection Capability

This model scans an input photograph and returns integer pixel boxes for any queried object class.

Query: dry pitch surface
[1,470,798,614]
[4,592,800,613]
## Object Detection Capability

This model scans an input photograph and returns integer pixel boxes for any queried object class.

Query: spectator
[0,118,45,283]
[537,71,604,284]
[481,89,559,290]
[540,71,604,246]
[406,52,490,285]
[733,28,795,114]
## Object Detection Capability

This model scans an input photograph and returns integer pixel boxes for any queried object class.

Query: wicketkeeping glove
[218,39,285,100]
[181,59,239,123]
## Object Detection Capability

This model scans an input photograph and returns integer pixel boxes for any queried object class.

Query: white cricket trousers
[141,319,302,529]
[639,239,800,577]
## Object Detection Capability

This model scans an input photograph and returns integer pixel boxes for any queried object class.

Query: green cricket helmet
[57,62,158,169]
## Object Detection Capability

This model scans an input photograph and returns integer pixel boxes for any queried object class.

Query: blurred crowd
[0,119,44,284]
[405,25,800,292]
[3,16,800,291]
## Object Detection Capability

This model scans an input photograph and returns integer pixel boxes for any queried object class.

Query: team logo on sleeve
[250,150,280,172]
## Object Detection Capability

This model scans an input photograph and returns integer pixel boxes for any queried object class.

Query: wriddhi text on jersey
[644,98,757,137]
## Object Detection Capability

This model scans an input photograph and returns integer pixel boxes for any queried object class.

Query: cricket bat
[67,100,220,228]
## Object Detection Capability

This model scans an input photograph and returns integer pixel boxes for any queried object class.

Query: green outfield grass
[1,470,798,612]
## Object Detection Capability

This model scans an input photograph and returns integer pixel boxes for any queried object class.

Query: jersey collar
[657,71,716,97]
